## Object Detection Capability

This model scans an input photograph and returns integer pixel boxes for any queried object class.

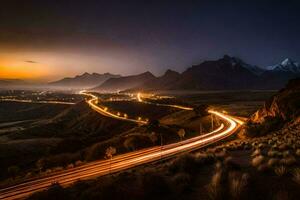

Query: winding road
[0,91,244,200]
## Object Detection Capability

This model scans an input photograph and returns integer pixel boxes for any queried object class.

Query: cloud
[25,60,38,64]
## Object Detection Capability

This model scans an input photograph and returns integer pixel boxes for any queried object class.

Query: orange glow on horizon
[0,66,49,80]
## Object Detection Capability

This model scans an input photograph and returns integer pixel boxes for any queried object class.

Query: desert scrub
[267,158,280,167]
[228,172,249,200]
[207,169,224,200]
[257,163,269,172]
[295,149,300,156]
[215,150,227,159]
[274,166,287,176]
[292,168,300,185]
[267,150,280,157]
[251,155,264,167]
[282,150,290,158]
[251,149,261,157]
[280,156,296,166]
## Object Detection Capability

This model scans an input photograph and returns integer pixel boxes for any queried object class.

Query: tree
[105,146,117,174]
[7,165,20,179]
[177,129,186,141]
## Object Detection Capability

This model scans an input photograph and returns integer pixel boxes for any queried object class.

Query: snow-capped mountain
[267,58,300,73]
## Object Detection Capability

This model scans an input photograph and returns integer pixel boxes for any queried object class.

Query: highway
[137,92,193,110]
[0,92,244,200]
[80,91,148,124]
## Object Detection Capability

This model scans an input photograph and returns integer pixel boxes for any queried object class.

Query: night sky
[0,0,300,81]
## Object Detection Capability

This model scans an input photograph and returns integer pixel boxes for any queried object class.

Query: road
[80,91,148,124]
[137,92,193,110]
[0,92,244,200]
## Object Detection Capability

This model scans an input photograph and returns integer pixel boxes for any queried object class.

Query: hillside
[251,78,300,123]
[9,101,134,139]
[245,78,300,136]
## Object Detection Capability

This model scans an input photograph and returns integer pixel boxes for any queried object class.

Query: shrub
[257,163,269,172]
[283,156,296,166]
[251,149,261,157]
[267,150,279,157]
[267,158,279,167]
[245,116,284,137]
[228,172,249,199]
[251,155,264,167]
[274,166,287,176]
[207,170,223,200]
[295,149,300,156]
[282,150,290,158]
[292,168,300,185]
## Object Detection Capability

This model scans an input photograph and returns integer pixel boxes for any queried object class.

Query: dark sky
[0,0,300,80]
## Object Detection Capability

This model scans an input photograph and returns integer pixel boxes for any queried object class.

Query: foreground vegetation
[27,120,300,200]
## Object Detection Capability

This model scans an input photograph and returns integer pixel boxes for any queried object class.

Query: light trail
[0,91,244,199]
[0,99,75,105]
[136,92,193,110]
[80,91,147,124]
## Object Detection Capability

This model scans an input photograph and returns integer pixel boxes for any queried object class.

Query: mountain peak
[281,58,294,66]
[164,69,180,75]
[268,58,300,73]
[221,55,265,75]
[78,72,91,77]
[141,71,155,77]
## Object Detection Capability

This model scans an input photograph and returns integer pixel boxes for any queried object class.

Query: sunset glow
[0,65,49,80]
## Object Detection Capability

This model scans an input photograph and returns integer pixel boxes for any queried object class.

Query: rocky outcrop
[250,78,300,124]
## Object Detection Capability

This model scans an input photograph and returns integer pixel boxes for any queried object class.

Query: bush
[245,116,284,137]
[228,172,249,199]
[274,166,287,176]
[251,155,264,167]
[207,170,224,200]
[292,168,300,185]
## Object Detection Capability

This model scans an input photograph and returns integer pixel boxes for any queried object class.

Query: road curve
[0,92,243,200]
[80,91,148,124]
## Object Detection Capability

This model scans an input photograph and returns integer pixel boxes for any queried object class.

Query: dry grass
[267,150,279,157]
[274,166,287,177]
[251,149,261,157]
[207,169,223,200]
[292,168,300,185]
[228,172,249,199]
[295,149,300,156]
[280,156,296,166]
[267,158,279,167]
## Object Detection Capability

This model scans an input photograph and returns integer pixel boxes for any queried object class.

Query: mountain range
[49,72,121,89]
[92,56,300,92]
[0,79,29,88]
[1,56,299,91]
